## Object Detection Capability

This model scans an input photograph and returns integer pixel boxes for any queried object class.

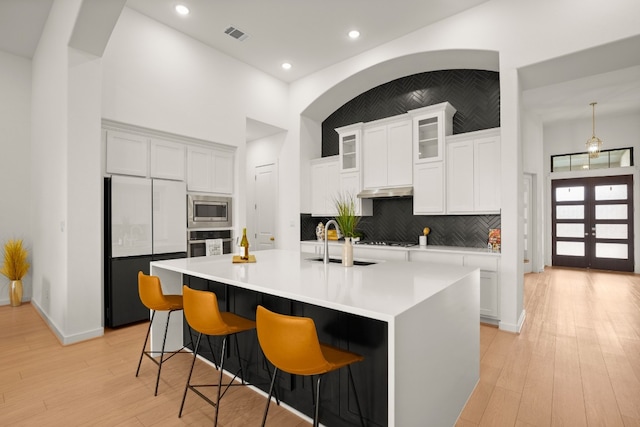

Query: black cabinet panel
[182,275,388,426]
[105,255,152,327]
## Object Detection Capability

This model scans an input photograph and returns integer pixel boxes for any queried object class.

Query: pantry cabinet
[446,128,501,214]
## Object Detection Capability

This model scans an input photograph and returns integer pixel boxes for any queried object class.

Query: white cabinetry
[187,146,234,194]
[362,118,412,189]
[106,130,149,177]
[413,162,445,214]
[410,102,456,163]
[150,139,185,181]
[335,124,372,216]
[311,156,339,216]
[446,128,501,214]
[410,250,500,320]
[339,171,372,216]
[337,124,363,172]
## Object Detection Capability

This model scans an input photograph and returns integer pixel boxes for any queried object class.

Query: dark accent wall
[307,69,501,249]
[322,69,500,157]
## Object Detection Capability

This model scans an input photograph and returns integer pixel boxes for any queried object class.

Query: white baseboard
[498,309,526,333]
[31,300,104,345]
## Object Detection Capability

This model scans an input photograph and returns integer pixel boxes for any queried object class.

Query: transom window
[551,148,633,172]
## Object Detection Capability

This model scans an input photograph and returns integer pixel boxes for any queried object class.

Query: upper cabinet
[446,128,501,214]
[362,117,412,189]
[106,130,149,177]
[187,146,234,194]
[410,102,456,163]
[336,123,363,173]
[311,156,340,217]
[149,139,185,181]
[413,162,445,215]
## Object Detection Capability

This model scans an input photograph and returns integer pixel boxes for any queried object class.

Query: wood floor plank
[2,265,639,426]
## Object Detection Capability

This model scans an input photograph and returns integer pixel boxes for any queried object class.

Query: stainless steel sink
[305,257,377,266]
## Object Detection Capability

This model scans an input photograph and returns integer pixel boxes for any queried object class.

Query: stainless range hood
[357,186,413,199]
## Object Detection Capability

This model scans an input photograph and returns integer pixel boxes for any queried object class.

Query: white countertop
[150,249,477,322]
[301,239,501,256]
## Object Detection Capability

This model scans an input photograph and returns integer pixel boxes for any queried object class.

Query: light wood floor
[1,267,639,426]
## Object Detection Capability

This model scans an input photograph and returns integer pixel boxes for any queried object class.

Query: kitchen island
[150,249,479,427]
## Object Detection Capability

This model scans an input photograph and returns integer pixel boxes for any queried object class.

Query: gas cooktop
[354,240,417,248]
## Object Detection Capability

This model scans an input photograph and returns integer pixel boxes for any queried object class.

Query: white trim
[498,309,526,333]
[31,300,104,345]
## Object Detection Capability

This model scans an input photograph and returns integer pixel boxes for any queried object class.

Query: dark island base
[184,275,389,427]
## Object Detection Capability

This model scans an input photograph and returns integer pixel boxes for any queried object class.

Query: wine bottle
[240,227,249,260]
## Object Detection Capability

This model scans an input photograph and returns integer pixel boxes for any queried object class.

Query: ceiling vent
[224,26,248,41]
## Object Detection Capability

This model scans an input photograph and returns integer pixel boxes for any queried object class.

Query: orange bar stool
[179,285,256,426]
[256,305,366,427]
[136,271,191,396]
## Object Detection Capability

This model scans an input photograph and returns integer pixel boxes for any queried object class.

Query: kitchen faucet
[323,219,339,264]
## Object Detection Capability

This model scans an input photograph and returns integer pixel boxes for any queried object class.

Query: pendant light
[586,102,603,158]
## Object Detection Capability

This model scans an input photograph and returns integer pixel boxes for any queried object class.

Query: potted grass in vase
[334,193,360,267]
[1,239,30,306]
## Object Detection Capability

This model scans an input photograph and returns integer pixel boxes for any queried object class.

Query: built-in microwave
[187,194,232,228]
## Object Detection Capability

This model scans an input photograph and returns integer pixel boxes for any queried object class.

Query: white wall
[101,7,291,237]
[29,0,104,344]
[0,51,32,305]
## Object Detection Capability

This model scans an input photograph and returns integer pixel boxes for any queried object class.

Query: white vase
[342,237,353,267]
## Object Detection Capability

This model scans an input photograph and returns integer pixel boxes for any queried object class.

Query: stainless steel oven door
[187,194,232,228]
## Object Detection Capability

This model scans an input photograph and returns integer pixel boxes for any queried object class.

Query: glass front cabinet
[410,102,456,163]
[336,123,363,172]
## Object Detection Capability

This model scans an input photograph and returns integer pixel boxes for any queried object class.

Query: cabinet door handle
[270,236,275,241]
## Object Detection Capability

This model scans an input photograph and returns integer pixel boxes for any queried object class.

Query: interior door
[552,175,634,272]
[254,163,277,250]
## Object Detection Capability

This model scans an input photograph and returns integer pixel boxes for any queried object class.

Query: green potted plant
[1,239,30,306]
[334,193,360,267]
[334,192,360,238]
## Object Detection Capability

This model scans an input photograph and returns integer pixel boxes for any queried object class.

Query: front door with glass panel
[552,175,634,272]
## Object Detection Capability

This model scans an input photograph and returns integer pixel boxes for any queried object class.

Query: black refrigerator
[104,176,187,327]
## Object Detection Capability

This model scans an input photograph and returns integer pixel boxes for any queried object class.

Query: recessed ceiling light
[281,62,292,70]
[175,4,190,15]
[348,30,360,39]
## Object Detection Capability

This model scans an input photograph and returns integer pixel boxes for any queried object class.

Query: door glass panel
[595,224,628,239]
[557,241,585,256]
[557,223,584,238]
[595,204,628,220]
[595,184,627,201]
[557,205,584,219]
[556,186,584,202]
[595,243,628,259]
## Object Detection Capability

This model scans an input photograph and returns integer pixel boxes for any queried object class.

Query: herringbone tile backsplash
[301,198,500,248]
[305,69,502,249]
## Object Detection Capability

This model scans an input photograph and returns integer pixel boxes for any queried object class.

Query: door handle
[270,236,275,241]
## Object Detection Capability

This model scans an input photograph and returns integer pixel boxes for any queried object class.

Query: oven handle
[189,238,233,244]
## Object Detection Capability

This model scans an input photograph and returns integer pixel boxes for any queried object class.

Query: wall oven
[187,229,233,257]
[187,194,232,228]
